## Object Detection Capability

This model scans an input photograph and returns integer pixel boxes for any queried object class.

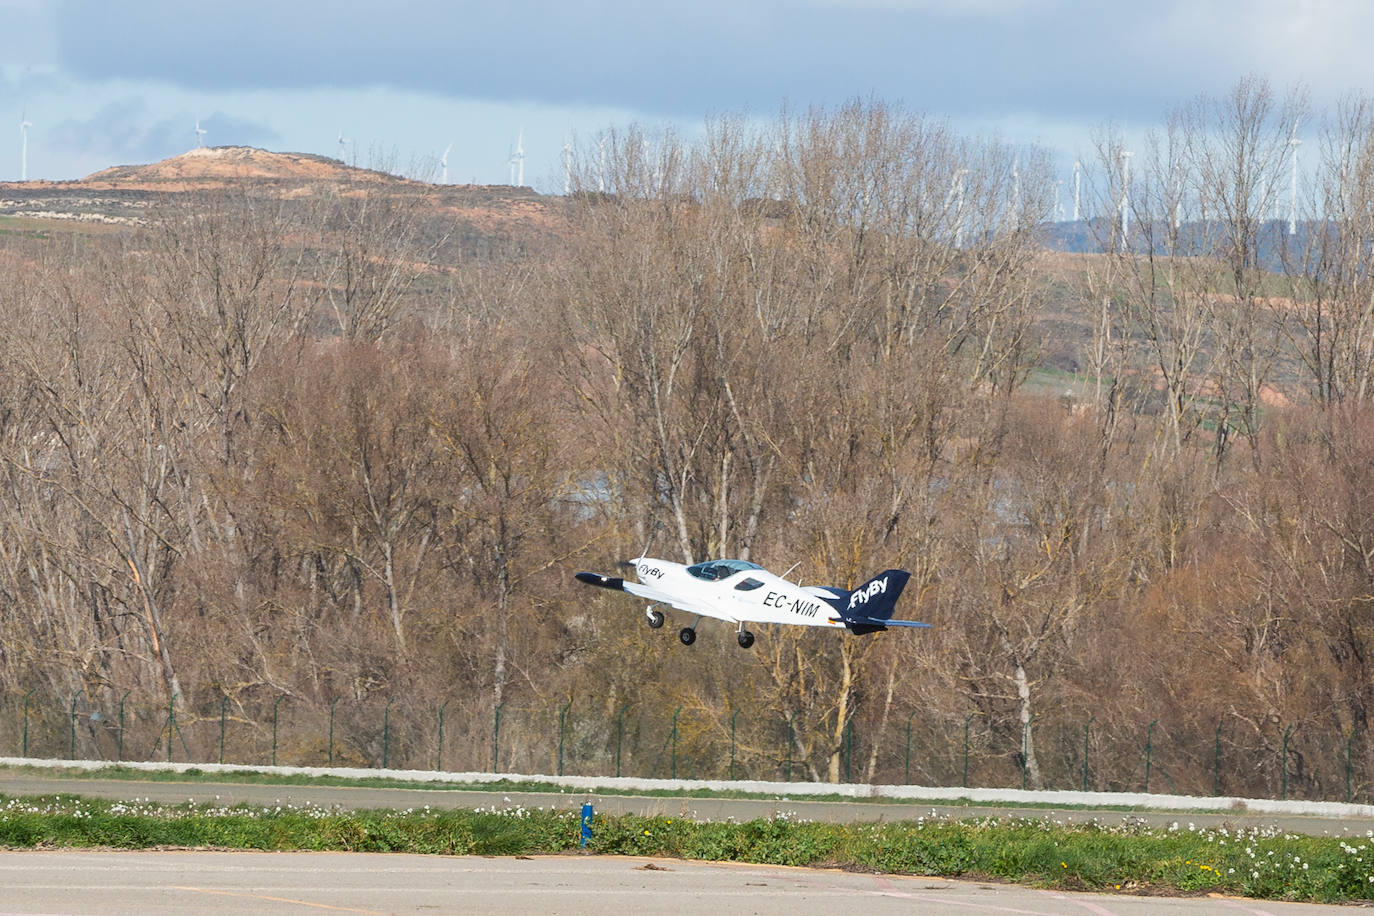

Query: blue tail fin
[820,569,913,634]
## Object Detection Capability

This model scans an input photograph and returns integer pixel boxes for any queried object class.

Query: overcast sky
[2,0,1371,190]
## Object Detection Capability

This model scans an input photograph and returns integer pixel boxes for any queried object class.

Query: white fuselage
[631,557,846,629]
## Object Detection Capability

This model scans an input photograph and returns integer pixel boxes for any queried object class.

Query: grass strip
[1,793,1372,903]
[0,764,1199,813]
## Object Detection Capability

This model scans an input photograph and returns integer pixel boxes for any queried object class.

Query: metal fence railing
[3,690,1367,803]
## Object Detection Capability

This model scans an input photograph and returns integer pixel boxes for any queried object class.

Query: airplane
[575,556,931,648]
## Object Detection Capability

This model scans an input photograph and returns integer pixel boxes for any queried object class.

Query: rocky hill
[0,146,554,239]
[82,146,390,187]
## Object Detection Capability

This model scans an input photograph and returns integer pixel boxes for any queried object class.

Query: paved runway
[3,775,1373,838]
[0,851,1356,915]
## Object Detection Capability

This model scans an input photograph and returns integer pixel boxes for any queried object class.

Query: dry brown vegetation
[2,88,1374,800]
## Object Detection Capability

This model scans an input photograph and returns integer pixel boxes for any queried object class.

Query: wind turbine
[562,136,572,195]
[337,130,351,165]
[440,143,451,184]
[194,119,206,148]
[1118,149,1133,253]
[1010,156,1021,227]
[1072,160,1081,222]
[597,136,606,192]
[508,130,524,186]
[945,168,968,248]
[1171,161,1182,232]
[1288,120,1301,236]
[642,137,665,189]
[19,109,32,181]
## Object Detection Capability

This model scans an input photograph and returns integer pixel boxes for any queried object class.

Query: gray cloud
[45,0,1374,143]
[46,99,279,165]
[47,0,1249,124]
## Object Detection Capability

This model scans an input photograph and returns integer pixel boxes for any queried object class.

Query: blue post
[579,803,594,848]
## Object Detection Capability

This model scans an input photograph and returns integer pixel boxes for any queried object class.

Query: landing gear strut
[645,606,664,629]
[678,627,696,646]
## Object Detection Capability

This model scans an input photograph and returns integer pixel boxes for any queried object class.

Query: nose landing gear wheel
[678,627,696,646]
[737,630,755,649]
[646,608,665,629]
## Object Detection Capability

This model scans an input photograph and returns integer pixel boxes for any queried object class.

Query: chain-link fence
[2,690,1367,802]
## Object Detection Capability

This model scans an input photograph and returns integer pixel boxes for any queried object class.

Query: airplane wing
[575,572,732,621]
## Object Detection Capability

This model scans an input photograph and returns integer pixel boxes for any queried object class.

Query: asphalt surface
[0,851,1359,915]
[3,774,1374,838]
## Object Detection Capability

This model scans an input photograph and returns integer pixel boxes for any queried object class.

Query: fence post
[905,711,919,785]
[963,713,975,788]
[117,691,130,762]
[1281,724,1294,800]
[328,698,340,767]
[1347,731,1356,803]
[1213,720,1223,796]
[729,709,740,780]
[492,702,504,773]
[1144,719,1157,793]
[167,693,178,763]
[69,695,79,760]
[21,689,34,757]
[670,706,682,779]
[219,696,229,765]
[785,714,794,781]
[382,699,394,770]
[437,700,449,772]
[843,719,854,784]
[1021,715,1037,791]
[558,698,572,776]
[1082,715,1094,791]
[272,695,286,766]
[615,704,630,778]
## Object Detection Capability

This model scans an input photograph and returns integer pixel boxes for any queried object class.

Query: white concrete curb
[4,756,1373,821]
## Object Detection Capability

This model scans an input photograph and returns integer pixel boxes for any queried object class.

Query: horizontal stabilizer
[835,616,932,630]
[575,572,624,591]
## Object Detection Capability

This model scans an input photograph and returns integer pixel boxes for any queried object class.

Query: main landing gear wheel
[678,627,697,646]
[737,630,755,649]
[646,608,665,629]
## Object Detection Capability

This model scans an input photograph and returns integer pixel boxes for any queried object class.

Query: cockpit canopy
[686,558,764,581]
